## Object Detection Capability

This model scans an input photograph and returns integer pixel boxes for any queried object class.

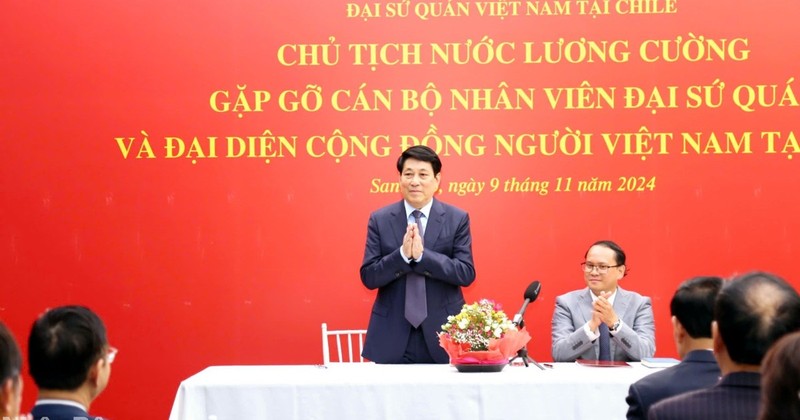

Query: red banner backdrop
[2,1,799,417]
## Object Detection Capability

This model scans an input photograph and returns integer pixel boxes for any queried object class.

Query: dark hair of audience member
[759,331,800,420]
[28,306,108,390]
[671,276,724,338]
[0,322,22,384]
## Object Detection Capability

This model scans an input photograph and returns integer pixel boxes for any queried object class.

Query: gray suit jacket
[551,287,655,362]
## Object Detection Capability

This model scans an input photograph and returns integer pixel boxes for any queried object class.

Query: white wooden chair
[321,323,368,365]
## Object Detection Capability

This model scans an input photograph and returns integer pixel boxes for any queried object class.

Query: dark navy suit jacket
[360,199,475,363]
[626,350,721,419]
[32,402,103,420]
[647,371,761,420]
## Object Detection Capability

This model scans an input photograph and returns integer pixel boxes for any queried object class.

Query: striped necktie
[404,210,427,328]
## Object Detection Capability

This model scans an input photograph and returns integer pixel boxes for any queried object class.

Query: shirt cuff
[399,247,422,263]
[583,322,600,341]
[400,247,412,263]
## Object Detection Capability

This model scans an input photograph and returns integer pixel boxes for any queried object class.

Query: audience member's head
[670,276,724,358]
[714,271,800,372]
[0,322,23,418]
[759,331,800,420]
[28,306,114,406]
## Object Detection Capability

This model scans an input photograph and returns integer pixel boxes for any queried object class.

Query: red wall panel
[2,1,799,417]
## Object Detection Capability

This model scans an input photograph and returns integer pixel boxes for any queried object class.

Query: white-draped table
[169,362,662,420]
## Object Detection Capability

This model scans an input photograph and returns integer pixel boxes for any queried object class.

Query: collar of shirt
[404,199,433,221]
[590,288,617,305]
[35,399,88,412]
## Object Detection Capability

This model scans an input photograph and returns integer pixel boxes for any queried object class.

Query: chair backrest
[321,322,368,365]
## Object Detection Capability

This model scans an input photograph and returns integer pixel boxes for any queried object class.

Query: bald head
[715,272,800,365]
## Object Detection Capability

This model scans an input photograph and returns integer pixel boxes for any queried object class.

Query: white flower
[441,299,514,352]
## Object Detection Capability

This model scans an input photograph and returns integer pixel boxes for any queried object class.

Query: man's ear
[87,358,103,386]
[0,378,13,413]
[712,321,723,354]
[671,316,685,337]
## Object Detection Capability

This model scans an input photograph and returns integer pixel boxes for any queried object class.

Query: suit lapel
[578,289,597,358]
[578,289,593,324]
[610,287,631,358]
[390,201,408,246]
[614,287,631,320]
[422,199,445,247]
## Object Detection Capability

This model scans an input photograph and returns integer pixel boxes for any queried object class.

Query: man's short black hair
[671,276,724,338]
[396,145,442,175]
[716,271,800,365]
[0,322,22,383]
[585,240,626,266]
[28,306,108,390]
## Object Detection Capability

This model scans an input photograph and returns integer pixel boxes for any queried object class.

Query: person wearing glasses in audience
[551,240,655,362]
[28,306,116,420]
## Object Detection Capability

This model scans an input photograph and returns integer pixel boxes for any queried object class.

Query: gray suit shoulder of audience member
[758,330,800,420]
[648,271,800,420]
[626,276,723,420]
[28,305,115,420]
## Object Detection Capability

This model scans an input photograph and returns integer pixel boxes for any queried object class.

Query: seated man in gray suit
[648,272,800,420]
[626,276,723,419]
[551,240,655,362]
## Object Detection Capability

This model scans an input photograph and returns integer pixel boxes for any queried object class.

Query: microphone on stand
[509,280,545,370]
[512,280,542,326]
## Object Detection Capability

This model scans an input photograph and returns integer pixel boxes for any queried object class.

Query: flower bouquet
[438,299,531,369]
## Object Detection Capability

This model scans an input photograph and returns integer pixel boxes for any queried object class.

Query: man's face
[399,158,440,209]
[583,245,625,295]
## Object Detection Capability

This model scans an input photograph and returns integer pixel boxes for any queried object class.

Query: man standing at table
[551,240,655,362]
[648,271,800,420]
[360,145,476,364]
[625,276,723,419]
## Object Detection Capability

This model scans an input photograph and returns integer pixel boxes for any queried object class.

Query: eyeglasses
[106,346,118,364]
[581,263,622,274]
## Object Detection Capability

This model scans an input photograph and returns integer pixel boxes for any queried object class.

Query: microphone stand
[508,319,546,370]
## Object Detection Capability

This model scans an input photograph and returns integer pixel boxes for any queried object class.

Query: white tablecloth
[170,362,661,420]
